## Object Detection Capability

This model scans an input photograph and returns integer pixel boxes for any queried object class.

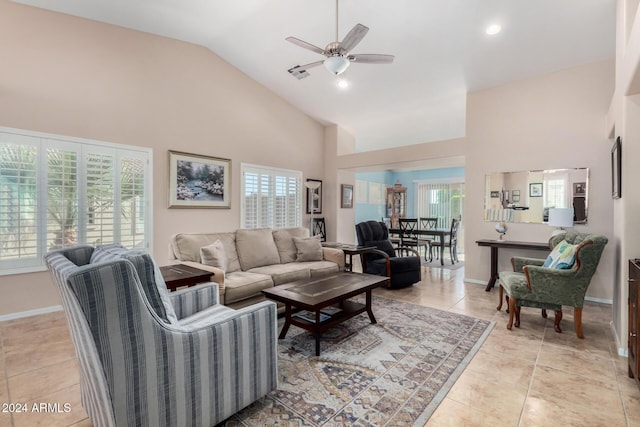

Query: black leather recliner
[355,220,421,288]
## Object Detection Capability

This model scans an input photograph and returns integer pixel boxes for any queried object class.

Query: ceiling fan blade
[339,24,369,54]
[348,54,395,64]
[287,61,324,79]
[286,37,325,55]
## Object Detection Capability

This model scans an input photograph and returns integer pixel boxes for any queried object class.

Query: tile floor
[0,265,639,426]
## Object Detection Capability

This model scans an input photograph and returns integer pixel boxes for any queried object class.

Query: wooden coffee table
[262,272,389,356]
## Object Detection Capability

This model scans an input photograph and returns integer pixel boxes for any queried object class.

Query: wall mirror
[484,168,589,224]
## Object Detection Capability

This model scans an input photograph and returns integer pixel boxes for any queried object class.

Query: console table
[476,239,550,291]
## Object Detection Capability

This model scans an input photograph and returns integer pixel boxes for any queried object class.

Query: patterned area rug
[225,296,494,426]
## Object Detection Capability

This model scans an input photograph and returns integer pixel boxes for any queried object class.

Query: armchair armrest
[511,256,545,272]
[169,282,219,320]
[395,246,421,258]
[522,265,587,305]
[322,247,345,269]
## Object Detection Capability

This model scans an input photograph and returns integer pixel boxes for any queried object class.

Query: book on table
[293,310,330,323]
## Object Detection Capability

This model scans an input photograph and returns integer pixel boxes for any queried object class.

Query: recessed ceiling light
[337,78,349,89]
[486,24,502,35]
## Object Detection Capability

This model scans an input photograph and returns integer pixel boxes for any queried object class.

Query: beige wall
[336,60,615,302]
[464,60,615,301]
[609,0,640,354]
[0,1,325,316]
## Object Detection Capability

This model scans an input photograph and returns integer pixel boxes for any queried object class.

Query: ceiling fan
[286,0,394,79]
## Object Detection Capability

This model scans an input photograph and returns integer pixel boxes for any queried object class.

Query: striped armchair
[45,245,278,427]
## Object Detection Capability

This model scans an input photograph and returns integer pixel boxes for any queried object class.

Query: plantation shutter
[0,127,152,275]
[242,164,302,229]
[0,136,39,268]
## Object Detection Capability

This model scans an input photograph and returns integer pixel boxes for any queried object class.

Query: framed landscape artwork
[168,150,231,208]
[341,184,354,208]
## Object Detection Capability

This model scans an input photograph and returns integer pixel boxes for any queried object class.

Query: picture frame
[341,184,354,208]
[168,150,231,208]
[612,137,621,199]
[573,182,586,196]
[511,190,520,203]
[490,191,500,198]
[306,179,322,214]
[529,183,542,197]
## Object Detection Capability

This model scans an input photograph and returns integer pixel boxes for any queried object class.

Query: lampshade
[548,208,574,232]
[324,56,350,75]
[304,180,321,190]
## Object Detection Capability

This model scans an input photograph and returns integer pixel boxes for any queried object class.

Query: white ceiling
[15,0,615,153]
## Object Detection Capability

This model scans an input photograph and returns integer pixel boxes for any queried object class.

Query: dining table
[389,227,452,265]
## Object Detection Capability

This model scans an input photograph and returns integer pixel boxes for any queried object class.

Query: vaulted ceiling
[15,0,616,152]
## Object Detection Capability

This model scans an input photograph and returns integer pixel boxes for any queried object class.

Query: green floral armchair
[498,232,608,338]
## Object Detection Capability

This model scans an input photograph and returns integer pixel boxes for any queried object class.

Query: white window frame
[0,126,153,276]
[241,163,302,229]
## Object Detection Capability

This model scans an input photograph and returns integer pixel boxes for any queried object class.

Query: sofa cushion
[223,271,274,305]
[236,228,281,271]
[171,232,241,272]
[273,227,309,264]
[248,263,311,286]
[305,260,341,277]
[293,236,323,262]
[200,240,228,272]
[90,244,178,324]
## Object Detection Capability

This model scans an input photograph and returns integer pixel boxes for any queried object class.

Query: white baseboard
[464,278,487,286]
[0,305,63,322]
[465,278,613,305]
[612,321,628,357]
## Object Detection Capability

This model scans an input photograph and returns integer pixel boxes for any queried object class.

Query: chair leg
[554,310,563,333]
[574,307,584,339]
[497,285,504,311]
[514,305,521,328]
[450,246,455,265]
[507,297,517,330]
[541,309,547,318]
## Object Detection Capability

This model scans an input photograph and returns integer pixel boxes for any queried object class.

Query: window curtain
[416,182,465,230]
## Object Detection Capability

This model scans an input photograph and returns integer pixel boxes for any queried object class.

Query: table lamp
[548,208,574,237]
[304,180,321,235]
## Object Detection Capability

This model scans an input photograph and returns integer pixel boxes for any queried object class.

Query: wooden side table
[322,243,377,272]
[159,264,213,291]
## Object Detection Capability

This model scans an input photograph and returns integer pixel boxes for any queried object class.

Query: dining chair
[399,218,429,259]
[443,217,461,264]
[419,217,438,261]
[312,217,327,242]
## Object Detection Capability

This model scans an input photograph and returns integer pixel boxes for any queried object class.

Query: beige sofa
[169,227,345,309]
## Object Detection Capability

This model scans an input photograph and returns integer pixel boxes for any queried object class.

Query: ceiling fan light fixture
[324,55,350,75]
[485,24,502,35]
[337,78,349,89]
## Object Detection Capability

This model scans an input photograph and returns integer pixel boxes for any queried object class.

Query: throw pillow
[543,239,577,269]
[293,236,323,262]
[200,240,228,272]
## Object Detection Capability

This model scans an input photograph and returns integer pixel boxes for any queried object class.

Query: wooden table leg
[366,290,377,324]
[485,246,499,291]
[279,303,292,339]
[314,310,322,356]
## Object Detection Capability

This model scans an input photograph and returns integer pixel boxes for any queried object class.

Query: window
[241,164,301,229]
[544,176,568,209]
[0,128,152,275]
